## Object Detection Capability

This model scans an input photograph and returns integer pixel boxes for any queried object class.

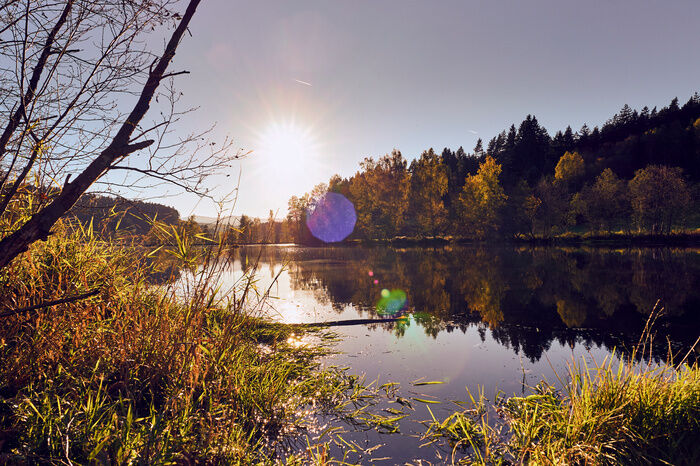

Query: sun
[257,121,319,177]
[250,118,327,202]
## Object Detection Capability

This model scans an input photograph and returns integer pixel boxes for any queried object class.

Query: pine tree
[473,138,485,159]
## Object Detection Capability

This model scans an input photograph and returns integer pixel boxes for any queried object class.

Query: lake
[216,244,700,463]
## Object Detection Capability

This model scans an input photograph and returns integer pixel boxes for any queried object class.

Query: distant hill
[69,194,180,236]
[69,193,246,235]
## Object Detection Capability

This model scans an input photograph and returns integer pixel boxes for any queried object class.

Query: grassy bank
[424,346,700,465]
[0,215,394,464]
[510,229,700,247]
[291,229,700,248]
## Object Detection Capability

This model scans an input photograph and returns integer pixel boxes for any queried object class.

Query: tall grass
[423,328,700,465]
[0,201,397,464]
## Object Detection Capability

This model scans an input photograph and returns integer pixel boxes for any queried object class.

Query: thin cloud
[294,79,313,87]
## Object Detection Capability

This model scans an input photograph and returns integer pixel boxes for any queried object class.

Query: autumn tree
[572,168,631,232]
[328,174,351,198]
[458,156,507,238]
[628,165,691,233]
[522,192,543,238]
[286,183,328,243]
[286,195,308,243]
[263,210,280,243]
[528,178,570,237]
[408,149,448,236]
[441,146,480,221]
[237,215,252,243]
[554,151,585,189]
[348,150,409,239]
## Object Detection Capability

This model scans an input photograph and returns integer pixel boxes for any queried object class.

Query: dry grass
[0,202,400,464]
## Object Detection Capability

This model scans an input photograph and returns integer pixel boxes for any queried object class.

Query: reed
[423,321,700,465]
[0,198,399,464]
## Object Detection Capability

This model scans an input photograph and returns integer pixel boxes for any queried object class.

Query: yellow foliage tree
[554,151,585,186]
[575,168,631,232]
[458,156,508,239]
[409,149,449,237]
[349,150,410,239]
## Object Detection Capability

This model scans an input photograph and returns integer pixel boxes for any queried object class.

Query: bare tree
[0,0,235,268]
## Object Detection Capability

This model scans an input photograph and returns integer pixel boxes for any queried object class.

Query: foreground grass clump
[0,218,369,464]
[425,353,700,465]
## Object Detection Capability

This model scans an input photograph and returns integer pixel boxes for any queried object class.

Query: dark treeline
[0,184,183,239]
[287,93,700,243]
[70,193,180,236]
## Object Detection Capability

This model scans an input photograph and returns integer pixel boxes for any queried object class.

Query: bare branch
[160,70,190,80]
[0,0,203,268]
[0,287,101,319]
[0,1,72,165]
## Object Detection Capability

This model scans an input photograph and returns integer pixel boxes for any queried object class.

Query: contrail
[294,79,312,87]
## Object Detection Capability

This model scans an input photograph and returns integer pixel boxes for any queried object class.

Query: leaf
[411,397,441,404]
[412,380,445,386]
[146,245,164,257]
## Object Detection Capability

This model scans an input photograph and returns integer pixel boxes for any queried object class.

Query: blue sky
[163,0,700,218]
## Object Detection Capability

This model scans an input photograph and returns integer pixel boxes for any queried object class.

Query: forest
[66,94,700,245]
[275,94,700,243]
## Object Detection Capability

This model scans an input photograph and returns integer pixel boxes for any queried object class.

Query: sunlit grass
[422,341,700,465]
[0,197,406,464]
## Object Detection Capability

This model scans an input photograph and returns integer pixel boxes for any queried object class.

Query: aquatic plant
[422,319,700,465]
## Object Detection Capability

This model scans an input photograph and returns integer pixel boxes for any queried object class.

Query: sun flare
[257,121,320,179]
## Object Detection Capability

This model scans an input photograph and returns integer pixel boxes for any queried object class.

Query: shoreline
[230,231,700,249]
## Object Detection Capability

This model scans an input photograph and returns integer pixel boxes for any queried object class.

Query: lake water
[220,244,700,463]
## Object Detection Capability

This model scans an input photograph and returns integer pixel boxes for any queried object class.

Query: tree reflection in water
[231,245,700,363]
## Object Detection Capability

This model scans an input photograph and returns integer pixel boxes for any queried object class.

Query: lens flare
[377,289,407,315]
[306,192,356,243]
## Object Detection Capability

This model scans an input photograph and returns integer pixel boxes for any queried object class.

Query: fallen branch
[290,318,402,328]
[0,288,101,318]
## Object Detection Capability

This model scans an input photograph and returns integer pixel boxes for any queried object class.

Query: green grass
[0,200,404,464]
[423,347,700,465]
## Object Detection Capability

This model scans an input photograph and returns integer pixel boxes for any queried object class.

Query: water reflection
[230,245,700,362]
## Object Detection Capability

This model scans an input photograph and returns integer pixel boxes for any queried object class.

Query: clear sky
[165,0,700,219]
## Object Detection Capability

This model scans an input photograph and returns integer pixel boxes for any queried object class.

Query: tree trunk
[0,0,202,269]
